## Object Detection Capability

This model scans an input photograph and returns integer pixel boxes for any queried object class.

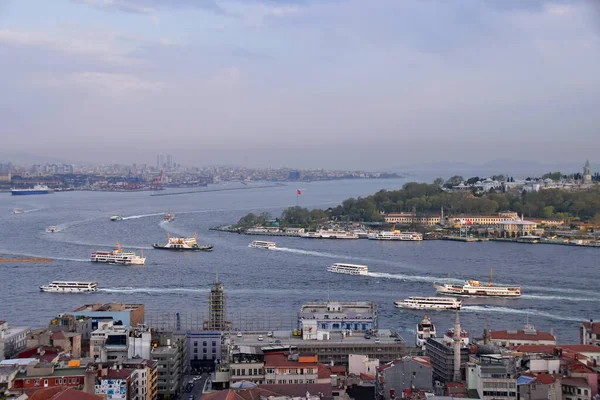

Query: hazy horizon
[1,0,599,169]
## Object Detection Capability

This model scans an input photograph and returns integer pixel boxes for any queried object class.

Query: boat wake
[122,213,165,220]
[461,305,584,322]
[23,208,41,213]
[520,294,600,302]
[273,247,344,259]
[366,271,439,283]
[524,285,599,298]
[158,221,189,236]
[101,287,208,294]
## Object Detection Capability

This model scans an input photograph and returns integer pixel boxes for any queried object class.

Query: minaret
[453,312,462,382]
[583,160,592,184]
[483,319,491,345]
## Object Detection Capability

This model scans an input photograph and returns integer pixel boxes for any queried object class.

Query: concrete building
[72,303,145,329]
[11,363,87,391]
[92,365,138,400]
[495,220,540,237]
[151,332,187,399]
[562,377,591,400]
[298,301,378,333]
[384,212,441,226]
[472,355,518,400]
[90,321,129,363]
[264,352,319,385]
[425,338,469,385]
[517,374,560,400]
[128,325,152,360]
[376,356,433,400]
[188,330,222,372]
[581,320,600,346]
[490,323,556,347]
[120,359,159,400]
[48,313,93,341]
[348,354,379,377]
[229,345,265,385]
[0,320,31,360]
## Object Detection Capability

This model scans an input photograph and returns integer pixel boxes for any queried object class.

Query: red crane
[151,170,164,190]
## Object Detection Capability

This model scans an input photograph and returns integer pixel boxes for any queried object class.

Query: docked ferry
[163,211,175,222]
[91,243,146,265]
[249,240,277,250]
[434,269,521,297]
[368,231,423,241]
[152,233,213,251]
[394,296,462,310]
[327,263,369,276]
[299,229,358,239]
[40,281,98,293]
[416,315,436,348]
[11,184,54,195]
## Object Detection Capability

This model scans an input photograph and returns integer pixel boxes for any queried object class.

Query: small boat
[416,315,436,349]
[152,233,213,251]
[163,211,175,222]
[91,243,146,265]
[327,263,369,276]
[434,269,521,297]
[47,226,57,233]
[110,215,122,221]
[394,296,462,310]
[249,240,277,250]
[40,281,98,293]
[13,208,24,214]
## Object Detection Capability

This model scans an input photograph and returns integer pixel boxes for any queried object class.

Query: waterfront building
[72,303,145,329]
[489,323,556,347]
[187,330,222,372]
[425,338,469,385]
[375,356,433,400]
[0,320,31,360]
[263,352,319,385]
[581,319,600,346]
[495,220,540,237]
[298,301,378,333]
[384,212,441,226]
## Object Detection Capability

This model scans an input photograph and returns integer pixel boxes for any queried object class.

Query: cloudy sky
[1,0,599,169]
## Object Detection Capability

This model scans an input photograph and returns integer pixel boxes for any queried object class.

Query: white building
[128,325,151,360]
[90,320,130,363]
[298,301,378,333]
[0,321,31,360]
[348,354,379,376]
[490,323,556,347]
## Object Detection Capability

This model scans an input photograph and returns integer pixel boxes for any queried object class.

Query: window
[212,341,216,347]
[194,341,198,347]
[203,341,207,347]
[34,380,40,386]
[203,348,207,353]
[44,379,48,386]
[194,348,198,354]
[212,348,216,353]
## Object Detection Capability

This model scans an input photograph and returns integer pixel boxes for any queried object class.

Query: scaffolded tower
[204,277,231,331]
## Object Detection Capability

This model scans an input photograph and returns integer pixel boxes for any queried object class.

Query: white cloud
[71,0,156,14]
[43,72,165,96]
[219,2,301,27]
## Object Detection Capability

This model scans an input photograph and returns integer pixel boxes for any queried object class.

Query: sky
[1,0,599,169]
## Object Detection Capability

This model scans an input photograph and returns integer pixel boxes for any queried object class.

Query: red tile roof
[534,374,556,385]
[317,364,331,380]
[582,321,600,335]
[513,345,555,353]
[562,377,590,388]
[28,387,103,400]
[201,384,333,400]
[491,329,555,341]
[561,344,600,353]
[330,365,346,375]
[360,373,374,380]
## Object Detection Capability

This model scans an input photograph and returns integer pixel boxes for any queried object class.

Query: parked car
[237,332,242,337]
[267,331,273,337]
[375,338,380,343]
[258,335,264,341]
[364,334,371,339]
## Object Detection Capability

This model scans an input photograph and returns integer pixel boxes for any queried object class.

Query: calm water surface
[0,179,597,343]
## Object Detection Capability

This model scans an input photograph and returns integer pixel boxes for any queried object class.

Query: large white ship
[394,296,462,310]
[434,269,521,297]
[40,281,98,293]
[327,263,369,276]
[91,243,146,265]
[416,315,436,349]
[368,230,423,241]
[11,184,54,195]
[249,240,277,250]
[152,233,213,251]
[300,229,358,239]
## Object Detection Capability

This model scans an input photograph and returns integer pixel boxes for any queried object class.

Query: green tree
[433,177,444,186]
[444,175,464,188]
[542,206,554,218]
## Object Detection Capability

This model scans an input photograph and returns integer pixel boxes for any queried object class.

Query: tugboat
[152,233,213,251]
[163,211,175,222]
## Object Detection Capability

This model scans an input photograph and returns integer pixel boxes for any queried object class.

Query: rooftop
[16,367,87,379]
[299,301,376,320]
[230,329,403,347]
[562,377,590,388]
[201,383,334,400]
[583,320,600,335]
[28,387,103,400]
[264,352,318,368]
[72,303,143,312]
[490,326,555,341]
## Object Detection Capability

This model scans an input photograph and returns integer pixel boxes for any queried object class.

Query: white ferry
[394,296,462,310]
[327,263,369,276]
[110,215,122,221]
[152,233,213,251]
[47,226,57,233]
[91,243,146,265]
[368,231,423,241]
[40,281,98,293]
[163,211,175,222]
[249,240,277,250]
[416,315,436,348]
[443,328,470,346]
[13,208,24,214]
[300,229,358,239]
[434,269,521,297]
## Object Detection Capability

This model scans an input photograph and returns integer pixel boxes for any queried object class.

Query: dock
[442,236,488,242]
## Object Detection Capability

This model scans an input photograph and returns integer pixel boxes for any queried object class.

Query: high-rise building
[167,154,173,169]
[159,155,165,169]
[156,155,160,170]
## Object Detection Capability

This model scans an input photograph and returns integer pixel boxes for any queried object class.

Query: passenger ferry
[13,208,24,214]
[11,184,53,195]
[299,229,358,239]
[91,243,146,265]
[47,226,57,233]
[163,211,175,222]
[394,296,462,310]
[40,281,98,293]
[152,233,213,251]
[110,215,122,221]
[327,263,369,276]
[249,240,277,250]
[416,315,436,348]
[368,231,423,241]
[434,269,521,297]
[443,328,470,346]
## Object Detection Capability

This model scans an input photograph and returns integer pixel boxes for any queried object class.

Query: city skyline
[1,0,599,169]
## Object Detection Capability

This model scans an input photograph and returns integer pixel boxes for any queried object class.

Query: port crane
[151,170,164,190]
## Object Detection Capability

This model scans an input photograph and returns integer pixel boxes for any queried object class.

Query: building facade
[187,330,222,372]
[425,338,469,384]
[490,324,556,347]
[298,301,378,333]
[581,320,600,346]
[376,357,433,400]
[264,352,319,385]
[72,303,145,329]
[0,320,31,360]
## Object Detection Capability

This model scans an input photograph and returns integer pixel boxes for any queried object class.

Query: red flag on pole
[297,189,302,195]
